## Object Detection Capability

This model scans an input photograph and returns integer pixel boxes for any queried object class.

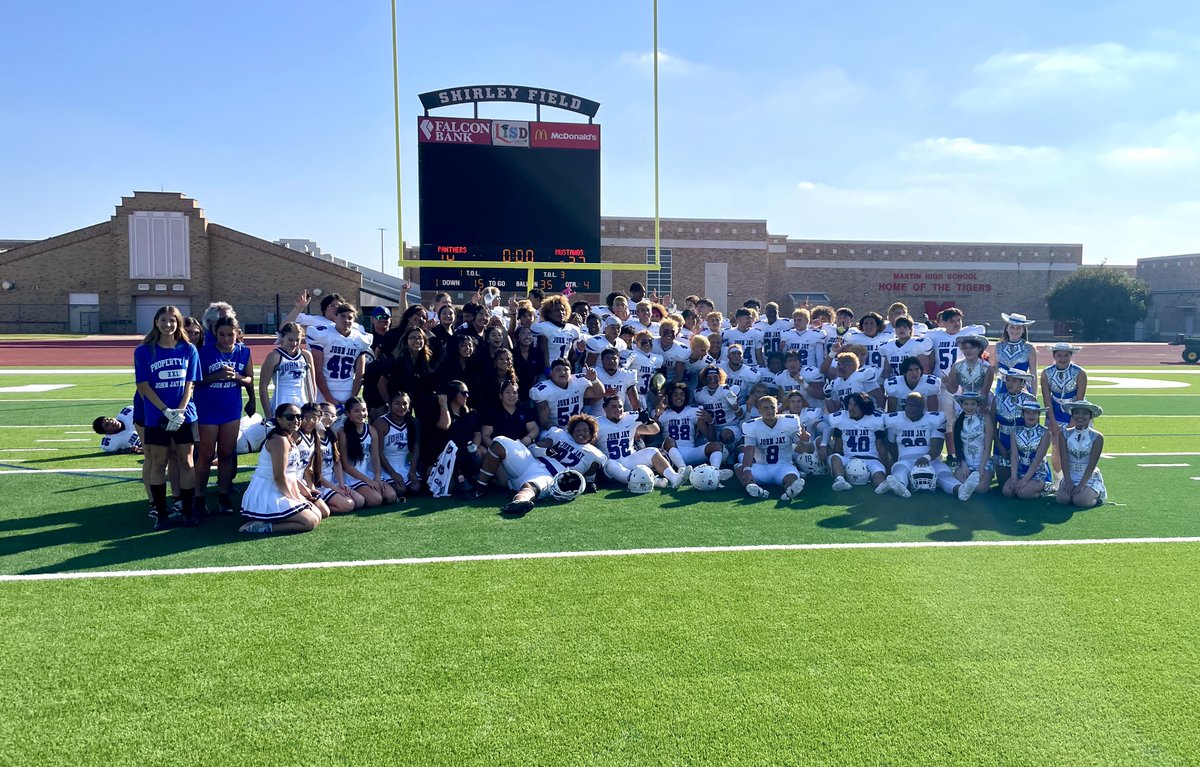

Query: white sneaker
[888,474,912,499]
[832,477,852,492]
[238,520,272,534]
[781,478,805,501]
[718,469,735,481]
[958,471,981,501]
[746,483,770,499]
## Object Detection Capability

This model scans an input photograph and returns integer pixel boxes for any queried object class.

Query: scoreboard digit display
[417,117,601,294]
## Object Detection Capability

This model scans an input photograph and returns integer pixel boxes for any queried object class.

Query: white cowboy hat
[1001,368,1035,382]
[1066,399,1103,418]
[954,391,987,403]
[1001,312,1036,326]
[1018,400,1047,413]
[1048,342,1082,354]
[955,333,990,350]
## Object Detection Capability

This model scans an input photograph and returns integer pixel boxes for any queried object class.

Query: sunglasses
[457,390,470,397]
[278,413,299,421]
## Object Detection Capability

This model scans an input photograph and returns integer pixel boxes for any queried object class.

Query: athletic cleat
[832,477,852,492]
[178,514,200,528]
[718,469,735,482]
[887,474,912,499]
[745,483,771,499]
[875,479,893,495]
[958,471,981,502]
[501,499,535,517]
[170,499,183,517]
[238,520,272,534]
[216,503,235,516]
[670,466,691,489]
[463,482,489,500]
[652,477,670,490]
[781,478,805,501]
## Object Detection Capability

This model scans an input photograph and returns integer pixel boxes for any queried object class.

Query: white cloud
[1103,146,1199,167]
[905,137,1060,162]
[957,43,1178,108]
[617,50,700,75]
[1100,110,1200,169]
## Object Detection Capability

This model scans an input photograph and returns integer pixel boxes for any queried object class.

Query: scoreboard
[417,117,601,294]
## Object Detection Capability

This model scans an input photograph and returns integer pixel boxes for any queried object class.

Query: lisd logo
[492,120,529,147]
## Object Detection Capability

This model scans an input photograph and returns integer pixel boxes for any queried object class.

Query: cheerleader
[238,404,322,534]
[376,391,423,497]
[134,305,202,530]
[994,312,1038,393]
[258,322,316,414]
[194,316,254,516]
[1004,402,1053,499]
[291,404,332,519]
[993,369,1034,486]
[314,403,363,512]
[337,397,396,507]
[1040,341,1087,479]
[1056,400,1107,508]
[952,392,994,495]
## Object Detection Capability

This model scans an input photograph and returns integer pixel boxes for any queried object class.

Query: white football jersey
[99,405,141,453]
[535,427,608,475]
[720,362,762,402]
[924,325,986,376]
[885,411,947,461]
[681,354,718,388]
[533,320,583,363]
[720,326,765,362]
[306,325,372,387]
[591,367,638,416]
[779,327,826,368]
[295,312,371,346]
[878,336,933,374]
[842,330,889,371]
[626,348,665,397]
[584,334,627,360]
[658,405,703,446]
[530,377,593,429]
[744,415,801,466]
[595,413,641,462]
[829,411,886,459]
[695,385,740,430]
[883,373,943,409]
[653,340,691,382]
[754,318,792,355]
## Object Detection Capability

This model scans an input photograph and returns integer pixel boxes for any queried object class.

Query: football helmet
[689,464,722,491]
[549,469,586,502]
[909,464,938,492]
[236,414,268,454]
[793,451,826,476]
[627,465,655,494]
[844,458,872,486]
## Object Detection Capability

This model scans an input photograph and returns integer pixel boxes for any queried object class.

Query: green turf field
[2,366,1198,765]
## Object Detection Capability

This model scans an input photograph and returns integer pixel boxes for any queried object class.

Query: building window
[129,212,189,279]
[646,248,672,295]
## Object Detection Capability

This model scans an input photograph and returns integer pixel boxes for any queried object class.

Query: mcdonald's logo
[534,128,548,141]
[529,121,601,150]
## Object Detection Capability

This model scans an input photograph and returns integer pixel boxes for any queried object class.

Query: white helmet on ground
[794,451,826,476]
[689,464,722,491]
[844,458,872,486]
[549,469,586,502]
[909,464,938,492]
[627,465,655,494]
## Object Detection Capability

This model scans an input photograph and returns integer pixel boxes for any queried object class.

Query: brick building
[417,216,1083,336]
[1138,254,1200,338]
[0,192,364,334]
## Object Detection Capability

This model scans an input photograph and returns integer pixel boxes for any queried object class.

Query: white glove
[162,408,185,431]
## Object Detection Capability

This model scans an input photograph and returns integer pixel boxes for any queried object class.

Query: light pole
[378,228,386,275]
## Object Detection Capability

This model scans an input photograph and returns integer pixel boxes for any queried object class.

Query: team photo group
[102,281,1109,534]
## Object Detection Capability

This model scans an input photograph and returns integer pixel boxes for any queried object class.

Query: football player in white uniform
[306,303,372,407]
[681,335,718,389]
[626,300,660,337]
[738,396,811,500]
[530,358,605,434]
[923,307,987,461]
[823,351,883,414]
[779,308,826,369]
[695,364,746,460]
[883,356,942,413]
[657,382,731,477]
[93,406,142,453]
[596,395,690,489]
[826,392,889,492]
[652,319,691,384]
[533,295,584,366]
[626,331,666,409]
[774,350,825,409]
[283,290,372,347]
[878,316,932,378]
[883,393,978,500]
[582,316,627,367]
[720,308,766,365]
[466,414,608,516]
[719,345,762,405]
[842,311,890,372]
[589,347,640,417]
[754,302,792,355]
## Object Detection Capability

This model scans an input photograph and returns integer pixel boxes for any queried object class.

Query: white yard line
[0,369,134,375]
[1136,463,1191,467]
[1102,452,1200,457]
[0,425,91,429]
[0,467,140,475]
[3,537,1199,583]
[35,439,89,443]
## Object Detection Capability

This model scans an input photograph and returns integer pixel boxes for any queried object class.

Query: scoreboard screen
[417,117,601,294]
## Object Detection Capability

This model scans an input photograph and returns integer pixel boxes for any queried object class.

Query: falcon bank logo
[418,118,492,145]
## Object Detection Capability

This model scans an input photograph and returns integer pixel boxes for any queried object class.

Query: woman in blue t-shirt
[134,305,202,530]
[194,316,255,516]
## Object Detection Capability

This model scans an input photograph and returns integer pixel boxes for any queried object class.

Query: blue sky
[3,0,1198,272]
